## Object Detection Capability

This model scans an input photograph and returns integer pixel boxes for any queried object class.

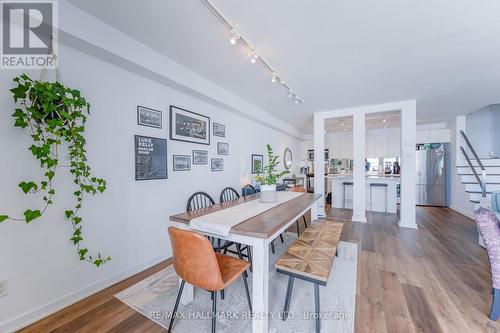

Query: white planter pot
[260,184,277,203]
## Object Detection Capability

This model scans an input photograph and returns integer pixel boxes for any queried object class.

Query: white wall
[448,118,475,217]
[0,44,299,331]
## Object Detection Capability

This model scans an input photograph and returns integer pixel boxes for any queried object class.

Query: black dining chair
[242,184,257,197]
[220,187,253,272]
[242,184,284,254]
[220,187,240,203]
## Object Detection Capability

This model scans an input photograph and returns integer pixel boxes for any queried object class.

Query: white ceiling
[68,0,500,134]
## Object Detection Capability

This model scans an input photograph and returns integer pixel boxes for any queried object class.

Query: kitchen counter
[325,174,400,180]
[330,175,400,213]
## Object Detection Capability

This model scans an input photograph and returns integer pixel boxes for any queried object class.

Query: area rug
[115,235,357,332]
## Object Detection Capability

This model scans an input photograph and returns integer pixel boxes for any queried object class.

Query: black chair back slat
[242,184,257,197]
[186,191,215,212]
[220,187,240,203]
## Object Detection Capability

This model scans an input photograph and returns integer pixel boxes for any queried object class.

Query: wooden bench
[275,220,344,333]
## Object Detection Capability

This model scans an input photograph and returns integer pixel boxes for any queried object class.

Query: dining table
[169,191,322,333]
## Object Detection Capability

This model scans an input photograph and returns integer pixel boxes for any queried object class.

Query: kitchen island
[328,175,400,213]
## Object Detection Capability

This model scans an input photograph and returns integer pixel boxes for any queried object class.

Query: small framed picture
[192,150,208,165]
[251,154,263,174]
[137,106,162,129]
[173,155,191,171]
[211,158,223,172]
[170,105,210,145]
[213,123,225,137]
[217,142,229,155]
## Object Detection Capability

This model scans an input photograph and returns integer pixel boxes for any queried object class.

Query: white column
[352,112,367,222]
[313,113,326,217]
[399,102,418,228]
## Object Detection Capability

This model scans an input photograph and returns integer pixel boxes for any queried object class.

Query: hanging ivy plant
[0,74,110,267]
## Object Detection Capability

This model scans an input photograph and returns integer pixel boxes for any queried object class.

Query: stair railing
[460,130,487,198]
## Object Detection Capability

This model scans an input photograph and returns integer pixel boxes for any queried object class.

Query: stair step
[461,175,500,183]
[469,192,492,201]
[457,158,500,167]
[464,183,500,192]
[456,166,500,175]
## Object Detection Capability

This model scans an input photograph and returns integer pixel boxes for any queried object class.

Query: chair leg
[282,276,295,321]
[314,283,320,333]
[212,291,217,333]
[280,233,285,243]
[296,220,300,237]
[168,280,185,332]
[271,240,275,254]
[491,288,500,320]
[303,215,308,228]
[236,243,243,259]
[247,246,253,273]
[242,273,252,312]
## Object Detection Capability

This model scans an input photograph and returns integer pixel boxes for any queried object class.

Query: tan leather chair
[168,227,252,333]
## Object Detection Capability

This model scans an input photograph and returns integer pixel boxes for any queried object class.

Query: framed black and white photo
[192,150,208,165]
[137,105,162,129]
[213,123,225,137]
[170,105,210,145]
[251,154,263,174]
[211,158,223,172]
[173,155,191,171]
[217,142,229,155]
[135,135,167,181]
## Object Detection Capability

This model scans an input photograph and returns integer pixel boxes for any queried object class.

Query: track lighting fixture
[249,50,259,63]
[202,0,302,104]
[229,29,240,45]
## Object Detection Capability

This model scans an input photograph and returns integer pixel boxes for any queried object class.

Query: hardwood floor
[18,207,500,332]
[333,206,500,333]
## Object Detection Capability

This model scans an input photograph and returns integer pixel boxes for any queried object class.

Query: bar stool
[342,182,353,209]
[370,183,388,213]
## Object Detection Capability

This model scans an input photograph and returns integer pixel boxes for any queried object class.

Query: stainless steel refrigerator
[416,149,446,206]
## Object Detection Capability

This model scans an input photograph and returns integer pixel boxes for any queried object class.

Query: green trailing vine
[0,74,110,267]
[254,144,290,185]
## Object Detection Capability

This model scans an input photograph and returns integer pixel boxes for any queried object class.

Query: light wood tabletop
[170,192,322,239]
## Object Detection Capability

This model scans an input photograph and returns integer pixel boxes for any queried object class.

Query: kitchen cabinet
[388,134,400,156]
[366,137,376,157]
[375,135,389,157]
[416,129,451,144]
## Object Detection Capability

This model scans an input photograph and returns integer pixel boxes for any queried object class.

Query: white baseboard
[450,205,474,219]
[0,253,170,333]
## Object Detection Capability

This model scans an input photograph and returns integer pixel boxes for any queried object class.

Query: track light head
[271,73,277,83]
[230,29,240,45]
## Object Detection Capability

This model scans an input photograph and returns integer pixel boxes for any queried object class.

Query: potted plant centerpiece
[254,144,290,203]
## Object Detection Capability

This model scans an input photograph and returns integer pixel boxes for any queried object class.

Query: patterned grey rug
[115,235,357,332]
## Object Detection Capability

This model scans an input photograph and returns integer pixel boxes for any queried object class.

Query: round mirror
[283,148,292,170]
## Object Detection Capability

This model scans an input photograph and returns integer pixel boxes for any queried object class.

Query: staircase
[457,158,500,209]
[456,130,495,210]
[456,130,499,247]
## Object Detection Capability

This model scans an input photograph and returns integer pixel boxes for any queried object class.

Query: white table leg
[179,278,194,305]
[252,238,269,333]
